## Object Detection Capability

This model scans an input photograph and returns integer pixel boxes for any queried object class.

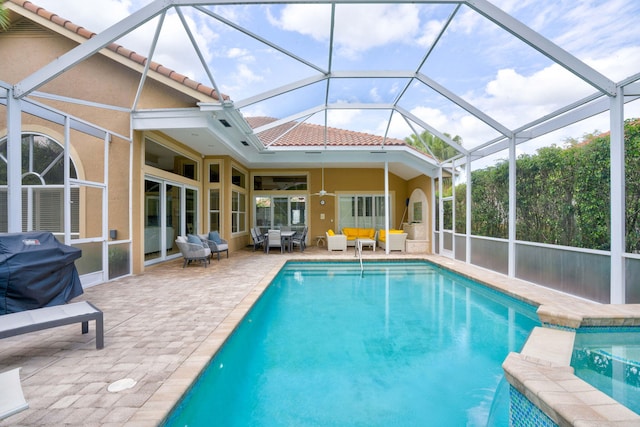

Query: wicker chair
[326,231,347,252]
[199,231,229,261]
[175,236,211,268]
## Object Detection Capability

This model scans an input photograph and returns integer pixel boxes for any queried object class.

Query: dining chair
[266,229,283,254]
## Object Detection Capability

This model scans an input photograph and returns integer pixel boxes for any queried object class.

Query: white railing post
[7,90,22,232]
[610,86,625,304]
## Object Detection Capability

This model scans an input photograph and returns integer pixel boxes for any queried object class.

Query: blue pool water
[164,261,539,427]
[572,327,640,415]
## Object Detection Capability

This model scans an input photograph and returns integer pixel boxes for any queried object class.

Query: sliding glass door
[337,195,388,231]
[144,177,197,264]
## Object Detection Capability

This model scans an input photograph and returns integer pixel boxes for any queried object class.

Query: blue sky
[31,0,640,152]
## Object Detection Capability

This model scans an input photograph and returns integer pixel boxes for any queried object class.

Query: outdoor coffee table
[356,238,376,252]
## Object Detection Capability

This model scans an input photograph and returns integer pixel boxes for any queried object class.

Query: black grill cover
[0,231,83,314]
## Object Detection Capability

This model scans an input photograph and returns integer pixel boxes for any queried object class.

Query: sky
[27,0,640,158]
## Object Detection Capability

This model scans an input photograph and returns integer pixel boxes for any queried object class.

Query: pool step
[572,347,640,388]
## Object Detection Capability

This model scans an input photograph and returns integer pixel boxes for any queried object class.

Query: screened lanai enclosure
[1,0,640,302]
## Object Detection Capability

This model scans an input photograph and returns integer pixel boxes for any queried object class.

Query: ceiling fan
[311,166,335,197]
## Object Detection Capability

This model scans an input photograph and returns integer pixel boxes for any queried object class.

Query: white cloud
[267,4,330,41]
[237,63,263,84]
[416,19,446,48]
[404,45,640,150]
[449,7,483,35]
[553,0,640,58]
[369,87,382,103]
[328,108,361,128]
[408,106,450,131]
[227,47,251,59]
[584,46,640,83]
[334,5,421,54]
[270,4,422,57]
[463,46,640,131]
[221,62,266,96]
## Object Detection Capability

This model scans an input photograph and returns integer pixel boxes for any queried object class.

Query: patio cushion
[187,234,202,245]
[342,228,375,240]
[378,229,404,242]
[208,231,222,244]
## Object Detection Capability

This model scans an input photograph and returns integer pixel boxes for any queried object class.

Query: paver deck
[1,246,639,426]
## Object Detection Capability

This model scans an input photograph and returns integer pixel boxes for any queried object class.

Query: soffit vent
[6,19,50,37]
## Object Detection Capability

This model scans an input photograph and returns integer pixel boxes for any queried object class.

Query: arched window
[0,133,79,234]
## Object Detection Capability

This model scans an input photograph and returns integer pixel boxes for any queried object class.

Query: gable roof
[5,0,228,102]
[247,117,407,148]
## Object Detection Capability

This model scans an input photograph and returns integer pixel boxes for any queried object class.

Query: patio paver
[1,246,639,426]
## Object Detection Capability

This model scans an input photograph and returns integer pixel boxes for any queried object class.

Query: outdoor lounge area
[2,0,640,425]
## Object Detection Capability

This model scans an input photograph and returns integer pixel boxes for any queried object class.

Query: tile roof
[246,116,408,148]
[7,0,228,101]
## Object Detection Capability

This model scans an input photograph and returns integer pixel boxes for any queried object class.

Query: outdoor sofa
[378,230,408,252]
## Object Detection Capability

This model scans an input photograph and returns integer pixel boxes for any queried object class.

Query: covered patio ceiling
[8,0,640,179]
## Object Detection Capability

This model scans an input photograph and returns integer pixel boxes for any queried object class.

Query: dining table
[280,230,296,252]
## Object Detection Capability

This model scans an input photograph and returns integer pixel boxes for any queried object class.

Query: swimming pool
[571,327,640,415]
[163,261,539,426]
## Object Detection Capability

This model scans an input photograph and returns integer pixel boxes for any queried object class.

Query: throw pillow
[327,229,335,236]
[187,234,202,245]
[208,231,222,244]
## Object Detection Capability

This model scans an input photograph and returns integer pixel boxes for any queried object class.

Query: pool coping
[427,256,640,426]
[130,258,288,425]
[131,254,640,426]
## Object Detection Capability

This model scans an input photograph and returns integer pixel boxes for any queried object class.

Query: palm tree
[0,1,9,30]
[405,130,462,162]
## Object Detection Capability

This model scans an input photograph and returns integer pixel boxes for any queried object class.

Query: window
[186,188,198,235]
[0,134,79,234]
[209,189,220,231]
[231,166,247,233]
[209,163,220,183]
[144,138,198,180]
[232,190,246,233]
[253,174,307,190]
[338,195,387,230]
[232,167,246,188]
[253,195,306,232]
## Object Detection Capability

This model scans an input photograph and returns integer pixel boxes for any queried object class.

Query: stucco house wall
[1,2,433,281]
